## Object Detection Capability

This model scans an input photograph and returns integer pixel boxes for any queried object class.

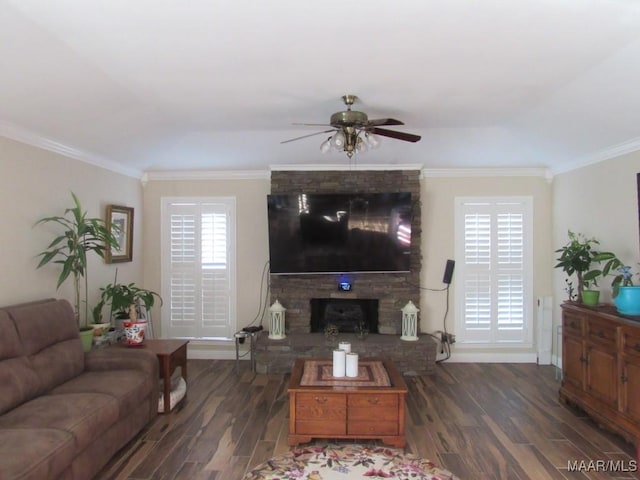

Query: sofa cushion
[6,299,84,392]
[0,357,42,416]
[0,311,43,415]
[0,428,75,480]
[0,310,22,359]
[50,369,154,420]
[0,392,119,453]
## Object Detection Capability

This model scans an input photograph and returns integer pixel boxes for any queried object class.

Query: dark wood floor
[96,360,639,480]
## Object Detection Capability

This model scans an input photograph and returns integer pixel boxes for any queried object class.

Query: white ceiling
[2,0,640,177]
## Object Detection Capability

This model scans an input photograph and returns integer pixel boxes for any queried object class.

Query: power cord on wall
[236,261,270,357]
[404,278,454,363]
[435,284,454,363]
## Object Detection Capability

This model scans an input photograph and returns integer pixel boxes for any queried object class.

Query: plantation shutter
[162,198,236,339]
[455,198,532,346]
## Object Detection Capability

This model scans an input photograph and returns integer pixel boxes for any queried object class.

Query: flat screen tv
[267,192,412,274]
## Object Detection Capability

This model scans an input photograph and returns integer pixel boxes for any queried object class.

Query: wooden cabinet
[560,303,640,446]
[288,358,407,447]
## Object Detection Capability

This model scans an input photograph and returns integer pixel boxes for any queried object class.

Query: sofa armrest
[84,347,159,379]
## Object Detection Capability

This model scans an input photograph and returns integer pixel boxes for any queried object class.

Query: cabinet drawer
[348,420,398,436]
[586,318,616,346]
[296,419,346,435]
[622,326,640,357]
[348,394,398,409]
[563,312,583,337]
[295,393,346,421]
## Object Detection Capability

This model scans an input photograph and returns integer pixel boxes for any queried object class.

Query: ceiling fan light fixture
[283,94,420,159]
[356,135,367,153]
[332,130,346,148]
[365,132,380,149]
[320,137,332,153]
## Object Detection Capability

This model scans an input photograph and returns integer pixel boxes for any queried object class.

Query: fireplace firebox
[310,298,379,334]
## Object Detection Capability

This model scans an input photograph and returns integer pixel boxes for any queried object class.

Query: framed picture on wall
[106,205,134,263]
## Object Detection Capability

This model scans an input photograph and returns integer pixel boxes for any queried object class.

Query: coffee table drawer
[348,394,398,409]
[348,420,398,436]
[295,393,346,419]
[295,393,346,435]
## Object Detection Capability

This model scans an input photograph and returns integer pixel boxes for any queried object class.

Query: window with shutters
[454,197,533,346]
[161,197,236,339]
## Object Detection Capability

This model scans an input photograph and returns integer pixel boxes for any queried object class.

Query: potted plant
[35,192,120,350]
[94,281,162,322]
[554,231,616,305]
[93,278,162,345]
[610,264,640,315]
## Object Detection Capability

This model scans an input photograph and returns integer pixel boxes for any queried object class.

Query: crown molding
[422,167,553,182]
[142,169,270,183]
[0,121,142,179]
[552,136,640,175]
[269,163,424,172]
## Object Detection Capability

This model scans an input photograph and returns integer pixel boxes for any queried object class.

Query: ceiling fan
[281,95,421,158]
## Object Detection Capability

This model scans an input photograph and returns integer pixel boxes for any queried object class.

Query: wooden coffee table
[288,357,407,447]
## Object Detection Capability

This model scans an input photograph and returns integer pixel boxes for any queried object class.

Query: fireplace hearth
[310,298,379,334]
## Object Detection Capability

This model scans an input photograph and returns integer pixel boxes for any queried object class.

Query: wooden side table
[140,339,189,414]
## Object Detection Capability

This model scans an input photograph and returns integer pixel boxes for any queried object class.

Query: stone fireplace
[310,298,379,334]
[269,169,422,336]
[254,169,437,376]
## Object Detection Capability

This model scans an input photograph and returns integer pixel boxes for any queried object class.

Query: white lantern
[268,299,286,340]
[400,300,419,341]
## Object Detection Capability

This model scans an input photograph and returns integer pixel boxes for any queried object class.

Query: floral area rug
[243,444,458,480]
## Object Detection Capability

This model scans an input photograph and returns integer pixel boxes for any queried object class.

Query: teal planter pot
[614,286,640,316]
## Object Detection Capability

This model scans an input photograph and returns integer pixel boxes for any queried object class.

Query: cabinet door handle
[634,343,640,352]
[621,375,629,383]
[597,330,605,338]
[367,397,380,405]
[314,396,328,404]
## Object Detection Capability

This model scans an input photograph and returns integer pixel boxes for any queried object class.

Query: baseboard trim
[187,349,244,360]
[448,351,538,363]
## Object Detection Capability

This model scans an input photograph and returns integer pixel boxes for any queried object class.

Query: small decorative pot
[581,290,600,306]
[123,321,147,346]
[614,286,640,316]
[79,328,94,352]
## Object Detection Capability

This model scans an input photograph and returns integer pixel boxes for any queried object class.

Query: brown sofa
[0,298,159,480]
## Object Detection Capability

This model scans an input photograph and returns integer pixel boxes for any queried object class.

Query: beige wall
[142,171,554,359]
[142,175,270,356]
[420,173,554,357]
[8,127,635,364]
[0,137,143,321]
[553,152,640,361]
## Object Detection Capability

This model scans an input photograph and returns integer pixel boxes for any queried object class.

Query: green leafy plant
[583,252,621,289]
[35,192,120,329]
[93,279,162,323]
[605,262,638,297]
[555,231,616,299]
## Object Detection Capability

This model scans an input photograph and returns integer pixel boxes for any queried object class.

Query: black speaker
[443,259,455,284]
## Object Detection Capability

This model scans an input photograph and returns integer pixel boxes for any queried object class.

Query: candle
[346,352,359,377]
[338,341,351,353]
[332,349,346,377]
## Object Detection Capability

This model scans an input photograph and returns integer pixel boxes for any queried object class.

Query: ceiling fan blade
[370,127,421,143]
[281,129,336,144]
[367,118,404,127]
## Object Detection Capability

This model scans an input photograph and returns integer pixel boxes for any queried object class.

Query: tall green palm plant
[35,192,120,329]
